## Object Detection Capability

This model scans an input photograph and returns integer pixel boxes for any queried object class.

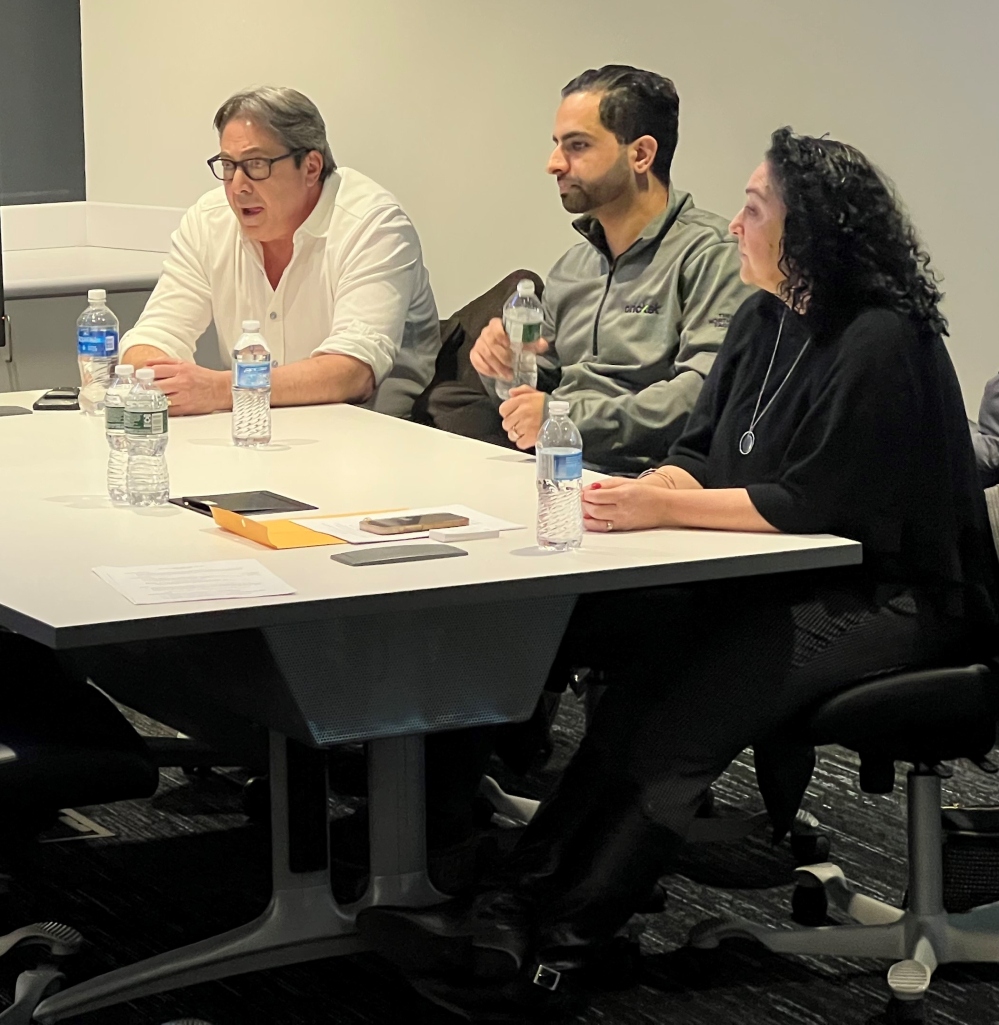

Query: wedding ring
[605,520,613,532]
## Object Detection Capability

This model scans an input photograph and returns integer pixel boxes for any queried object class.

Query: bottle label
[554,451,583,481]
[105,405,125,431]
[78,328,119,356]
[507,320,542,345]
[124,409,168,435]
[235,363,271,389]
[537,449,583,481]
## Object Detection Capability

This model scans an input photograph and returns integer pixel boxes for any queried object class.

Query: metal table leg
[35,731,360,1023]
[348,734,446,911]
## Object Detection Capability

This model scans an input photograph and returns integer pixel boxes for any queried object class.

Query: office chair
[0,674,159,844]
[690,486,999,1021]
[689,663,998,1023]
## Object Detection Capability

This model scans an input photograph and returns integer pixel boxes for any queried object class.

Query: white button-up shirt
[121,168,440,416]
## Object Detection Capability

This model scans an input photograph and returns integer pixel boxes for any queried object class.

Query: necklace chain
[739,311,811,456]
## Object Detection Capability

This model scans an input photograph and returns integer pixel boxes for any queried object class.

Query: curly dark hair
[766,127,947,338]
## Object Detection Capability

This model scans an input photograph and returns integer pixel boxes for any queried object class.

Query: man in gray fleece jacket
[472,65,754,475]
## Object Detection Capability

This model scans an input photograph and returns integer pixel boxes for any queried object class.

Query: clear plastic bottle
[77,289,120,416]
[104,364,135,505]
[536,400,583,551]
[125,368,169,507]
[231,320,272,447]
[496,279,542,402]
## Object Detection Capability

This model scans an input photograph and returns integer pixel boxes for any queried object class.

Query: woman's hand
[581,478,676,533]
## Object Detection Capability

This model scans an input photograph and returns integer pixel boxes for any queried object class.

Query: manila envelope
[211,506,347,549]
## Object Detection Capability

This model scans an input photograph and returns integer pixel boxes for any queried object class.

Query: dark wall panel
[0,0,85,205]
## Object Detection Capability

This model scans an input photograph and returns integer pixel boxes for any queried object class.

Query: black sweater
[664,291,999,628]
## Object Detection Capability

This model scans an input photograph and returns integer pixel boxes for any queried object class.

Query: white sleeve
[311,205,420,385]
[120,205,213,362]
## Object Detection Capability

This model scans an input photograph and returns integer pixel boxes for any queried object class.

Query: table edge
[4,541,862,650]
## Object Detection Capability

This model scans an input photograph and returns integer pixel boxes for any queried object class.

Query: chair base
[690,862,999,1004]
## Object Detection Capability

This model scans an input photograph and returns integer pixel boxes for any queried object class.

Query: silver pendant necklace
[739,311,811,456]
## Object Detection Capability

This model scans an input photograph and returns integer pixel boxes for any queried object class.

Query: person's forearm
[664,487,778,532]
[641,465,704,490]
[121,343,170,370]
[271,353,375,408]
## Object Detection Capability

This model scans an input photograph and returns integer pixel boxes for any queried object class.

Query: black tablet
[169,491,317,517]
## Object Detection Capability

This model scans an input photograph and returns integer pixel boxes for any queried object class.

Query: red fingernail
[590,483,601,490]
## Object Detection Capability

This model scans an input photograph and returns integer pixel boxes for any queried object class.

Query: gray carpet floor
[2,695,998,1025]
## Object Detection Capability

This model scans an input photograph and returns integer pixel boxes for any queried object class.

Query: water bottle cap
[115,364,134,376]
[549,400,570,416]
[136,368,155,381]
[88,288,107,302]
[242,320,261,332]
[515,279,536,296]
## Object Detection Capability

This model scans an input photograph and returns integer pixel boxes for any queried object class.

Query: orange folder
[211,507,347,549]
[211,506,405,550]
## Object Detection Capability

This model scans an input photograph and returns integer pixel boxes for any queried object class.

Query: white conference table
[0,392,861,1021]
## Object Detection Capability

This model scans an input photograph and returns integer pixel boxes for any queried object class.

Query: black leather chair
[0,671,159,843]
[690,663,998,1023]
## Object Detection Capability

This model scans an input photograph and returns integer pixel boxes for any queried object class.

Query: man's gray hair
[213,86,337,182]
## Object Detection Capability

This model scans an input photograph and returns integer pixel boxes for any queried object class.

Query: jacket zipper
[592,258,617,355]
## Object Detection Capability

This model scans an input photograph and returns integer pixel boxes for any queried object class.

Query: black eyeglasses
[206,149,308,182]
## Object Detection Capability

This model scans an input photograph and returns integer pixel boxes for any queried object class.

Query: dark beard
[557,154,631,215]
[558,184,595,214]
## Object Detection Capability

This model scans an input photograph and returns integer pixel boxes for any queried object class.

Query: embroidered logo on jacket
[624,301,661,314]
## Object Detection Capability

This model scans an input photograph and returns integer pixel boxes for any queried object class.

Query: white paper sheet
[93,559,295,605]
[293,504,524,544]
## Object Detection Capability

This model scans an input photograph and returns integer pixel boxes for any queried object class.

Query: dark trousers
[540,572,971,842]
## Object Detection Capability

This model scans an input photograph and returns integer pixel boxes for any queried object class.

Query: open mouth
[240,206,264,218]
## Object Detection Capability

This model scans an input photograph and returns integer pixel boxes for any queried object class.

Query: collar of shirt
[571,182,690,264]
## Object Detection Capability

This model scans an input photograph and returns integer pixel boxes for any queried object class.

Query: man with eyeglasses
[120,86,439,417]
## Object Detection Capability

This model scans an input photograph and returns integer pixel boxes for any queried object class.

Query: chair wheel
[242,776,270,823]
[789,829,831,865]
[791,883,828,926]
[886,997,926,1023]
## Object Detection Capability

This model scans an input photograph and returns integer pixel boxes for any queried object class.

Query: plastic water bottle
[536,400,583,551]
[104,364,135,504]
[77,289,120,416]
[496,279,542,402]
[125,368,169,507]
[231,320,272,447]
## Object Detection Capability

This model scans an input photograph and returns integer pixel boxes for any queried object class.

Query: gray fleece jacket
[535,185,754,474]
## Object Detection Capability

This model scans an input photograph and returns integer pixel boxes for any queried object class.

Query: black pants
[542,572,971,841]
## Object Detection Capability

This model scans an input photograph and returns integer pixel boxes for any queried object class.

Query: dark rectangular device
[169,491,317,517]
[33,387,80,411]
[330,543,468,567]
[359,512,470,535]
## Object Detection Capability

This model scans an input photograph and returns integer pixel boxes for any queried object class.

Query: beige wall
[80,0,999,410]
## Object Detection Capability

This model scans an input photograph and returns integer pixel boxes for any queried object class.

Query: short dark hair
[561,65,679,185]
[766,126,946,339]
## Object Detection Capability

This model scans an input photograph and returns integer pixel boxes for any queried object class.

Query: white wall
[80,0,999,410]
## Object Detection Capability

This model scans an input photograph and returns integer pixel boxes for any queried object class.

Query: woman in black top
[360,129,999,1020]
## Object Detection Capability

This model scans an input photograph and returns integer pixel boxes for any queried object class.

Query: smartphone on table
[359,512,470,535]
